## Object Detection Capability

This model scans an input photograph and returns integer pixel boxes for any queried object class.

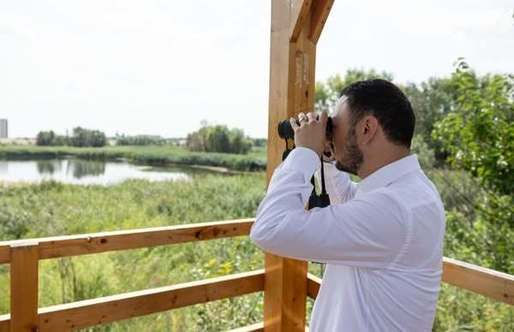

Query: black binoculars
[276,114,333,210]
[278,115,333,140]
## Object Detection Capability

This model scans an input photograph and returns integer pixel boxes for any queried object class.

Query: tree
[115,134,166,146]
[315,69,394,113]
[432,59,514,195]
[432,60,514,274]
[69,127,107,147]
[36,130,56,146]
[402,78,455,158]
[186,124,252,154]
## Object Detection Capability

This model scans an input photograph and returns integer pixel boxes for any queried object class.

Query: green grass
[0,145,267,172]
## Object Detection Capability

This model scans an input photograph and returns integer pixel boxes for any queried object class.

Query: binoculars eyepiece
[278,116,333,140]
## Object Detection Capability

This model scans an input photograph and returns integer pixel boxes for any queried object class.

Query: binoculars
[278,115,333,140]
[276,114,333,210]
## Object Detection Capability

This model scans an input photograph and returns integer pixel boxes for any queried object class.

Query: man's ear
[359,115,379,145]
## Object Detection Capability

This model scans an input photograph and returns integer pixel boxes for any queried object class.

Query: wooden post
[10,242,39,332]
[265,1,333,331]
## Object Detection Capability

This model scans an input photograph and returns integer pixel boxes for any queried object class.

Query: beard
[335,127,363,176]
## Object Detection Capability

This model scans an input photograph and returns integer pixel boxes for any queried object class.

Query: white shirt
[250,147,445,331]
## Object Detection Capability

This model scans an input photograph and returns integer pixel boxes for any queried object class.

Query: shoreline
[0,145,267,172]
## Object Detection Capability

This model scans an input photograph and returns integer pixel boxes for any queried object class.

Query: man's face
[331,98,364,176]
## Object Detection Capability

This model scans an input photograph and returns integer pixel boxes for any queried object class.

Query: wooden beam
[289,0,313,43]
[267,0,319,182]
[267,0,291,183]
[443,257,514,305]
[306,273,321,299]
[310,0,334,43]
[227,322,264,332]
[9,242,39,332]
[265,1,324,330]
[0,270,264,331]
[307,259,514,306]
[0,316,8,332]
[0,219,254,264]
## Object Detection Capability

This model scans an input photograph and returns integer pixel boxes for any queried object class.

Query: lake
[0,159,196,185]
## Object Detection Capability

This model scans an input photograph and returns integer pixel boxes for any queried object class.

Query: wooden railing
[0,218,513,331]
[307,261,514,304]
[0,219,262,332]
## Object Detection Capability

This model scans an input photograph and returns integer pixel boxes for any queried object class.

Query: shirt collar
[356,154,421,195]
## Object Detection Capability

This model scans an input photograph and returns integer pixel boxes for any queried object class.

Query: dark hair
[339,79,415,148]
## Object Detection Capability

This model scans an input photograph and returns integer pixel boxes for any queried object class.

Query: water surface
[0,159,192,185]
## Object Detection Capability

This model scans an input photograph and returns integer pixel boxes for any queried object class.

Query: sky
[1,0,513,139]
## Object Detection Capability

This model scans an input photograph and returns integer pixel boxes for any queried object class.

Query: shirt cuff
[282,147,320,183]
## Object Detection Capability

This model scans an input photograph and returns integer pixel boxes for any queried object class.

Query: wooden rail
[442,257,514,305]
[0,219,256,332]
[1,270,264,332]
[306,259,514,305]
[227,322,265,332]
[0,218,512,331]
[0,218,254,264]
[307,273,322,299]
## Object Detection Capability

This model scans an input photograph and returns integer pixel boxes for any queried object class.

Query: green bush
[115,134,167,146]
[186,124,253,154]
[36,127,107,147]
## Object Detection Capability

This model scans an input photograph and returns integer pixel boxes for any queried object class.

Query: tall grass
[0,174,266,331]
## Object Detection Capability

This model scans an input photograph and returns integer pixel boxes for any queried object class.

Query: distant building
[0,119,7,138]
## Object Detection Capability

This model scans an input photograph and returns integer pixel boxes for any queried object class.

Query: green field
[0,145,267,172]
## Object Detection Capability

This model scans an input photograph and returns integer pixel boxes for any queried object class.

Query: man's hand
[290,111,328,157]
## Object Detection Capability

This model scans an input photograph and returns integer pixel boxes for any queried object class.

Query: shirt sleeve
[314,160,358,204]
[250,147,408,268]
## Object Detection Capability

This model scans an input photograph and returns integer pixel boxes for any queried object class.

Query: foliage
[402,77,455,160]
[411,134,436,169]
[69,127,107,147]
[252,138,267,147]
[36,130,55,146]
[433,283,513,331]
[315,69,394,114]
[186,124,253,154]
[428,60,514,284]
[115,134,167,146]
[36,130,68,146]
[432,60,514,195]
[36,127,107,147]
[426,169,514,275]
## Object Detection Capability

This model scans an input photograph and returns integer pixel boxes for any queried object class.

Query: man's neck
[357,148,410,179]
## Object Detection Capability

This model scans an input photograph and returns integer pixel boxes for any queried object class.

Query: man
[250,79,445,331]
